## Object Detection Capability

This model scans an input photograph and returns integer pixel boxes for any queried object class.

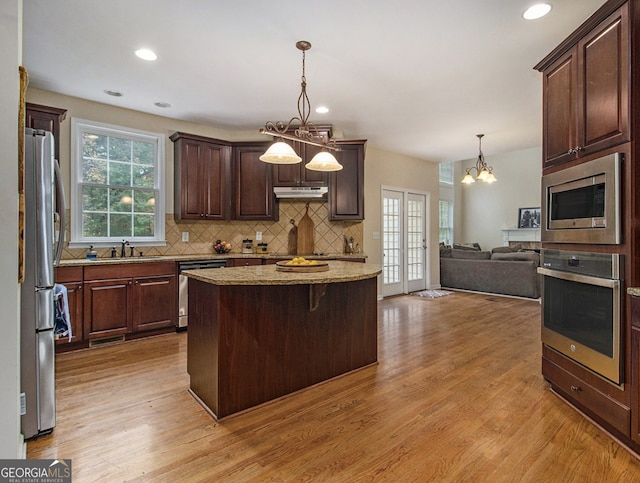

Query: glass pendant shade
[461,172,475,184]
[305,150,343,171]
[259,141,302,164]
[485,172,497,183]
[477,168,489,181]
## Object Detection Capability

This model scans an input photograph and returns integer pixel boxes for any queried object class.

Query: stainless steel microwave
[541,153,622,244]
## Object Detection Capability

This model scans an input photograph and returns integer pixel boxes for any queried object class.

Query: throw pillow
[453,243,481,251]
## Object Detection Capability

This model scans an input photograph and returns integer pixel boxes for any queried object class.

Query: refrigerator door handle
[53,158,66,266]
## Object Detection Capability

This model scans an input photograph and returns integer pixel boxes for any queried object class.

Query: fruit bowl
[213,240,232,254]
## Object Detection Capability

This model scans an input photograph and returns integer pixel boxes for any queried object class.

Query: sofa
[439,244,541,299]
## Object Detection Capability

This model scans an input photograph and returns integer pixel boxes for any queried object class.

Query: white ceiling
[22,0,605,163]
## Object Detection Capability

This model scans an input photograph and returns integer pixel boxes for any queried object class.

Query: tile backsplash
[62,200,363,259]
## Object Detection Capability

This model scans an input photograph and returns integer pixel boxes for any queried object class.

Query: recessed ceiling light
[135,48,157,61]
[154,101,171,108]
[523,3,552,20]
[104,89,123,97]
[315,106,329,114]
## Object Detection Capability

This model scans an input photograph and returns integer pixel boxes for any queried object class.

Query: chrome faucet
[121,240,129,257]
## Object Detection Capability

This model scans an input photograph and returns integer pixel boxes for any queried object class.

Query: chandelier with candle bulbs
[461,134,497,184]
[259,41,342,171]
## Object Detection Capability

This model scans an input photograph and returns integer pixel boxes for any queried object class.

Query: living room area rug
[411,289,454,299]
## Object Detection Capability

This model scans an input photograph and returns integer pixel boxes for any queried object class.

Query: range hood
[274,186,328,199]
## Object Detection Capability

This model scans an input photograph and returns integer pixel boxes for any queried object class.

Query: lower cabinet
[82,262,177,342]
[226,258,263,267]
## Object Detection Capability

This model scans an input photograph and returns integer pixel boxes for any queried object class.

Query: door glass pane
[383,197,400,284]
[407,199,423,281]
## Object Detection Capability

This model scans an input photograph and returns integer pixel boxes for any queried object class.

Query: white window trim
[69,118,166,248]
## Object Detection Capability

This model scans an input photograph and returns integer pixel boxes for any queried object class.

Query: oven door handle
[537,267,619,289]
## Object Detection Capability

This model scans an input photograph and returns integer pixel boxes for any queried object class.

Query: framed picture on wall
[518,207,541,229]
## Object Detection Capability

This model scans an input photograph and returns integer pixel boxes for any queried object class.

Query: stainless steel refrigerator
[20,127,65,439]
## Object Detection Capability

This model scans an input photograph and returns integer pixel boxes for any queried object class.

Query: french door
[381,187,429,297]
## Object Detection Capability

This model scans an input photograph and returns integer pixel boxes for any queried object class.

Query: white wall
[363,147,441,291]
[456,146,542,250]
[0,0,23,458]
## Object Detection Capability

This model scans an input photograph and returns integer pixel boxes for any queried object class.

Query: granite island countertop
[183,261,382,286]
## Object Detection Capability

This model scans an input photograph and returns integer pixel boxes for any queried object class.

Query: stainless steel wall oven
[538,249,622,385]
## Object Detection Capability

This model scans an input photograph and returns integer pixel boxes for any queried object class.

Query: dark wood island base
[185,263,380,420]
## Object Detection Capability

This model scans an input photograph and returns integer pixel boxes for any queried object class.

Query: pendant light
[461,134,497,184]
[259,41,342,171]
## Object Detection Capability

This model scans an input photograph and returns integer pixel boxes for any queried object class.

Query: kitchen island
[184,261,381,420]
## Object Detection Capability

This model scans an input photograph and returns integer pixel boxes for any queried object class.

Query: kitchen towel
[54,283,72,342]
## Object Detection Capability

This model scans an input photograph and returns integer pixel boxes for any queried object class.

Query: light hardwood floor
[28,291,640,482]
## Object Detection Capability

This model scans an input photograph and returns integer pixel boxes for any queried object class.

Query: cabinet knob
[200,213,205,217]
[570,385,581,392]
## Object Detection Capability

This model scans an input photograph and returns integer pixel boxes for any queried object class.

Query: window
[70,119,165,247]
[439,200,453,245]
[439,161,454,185]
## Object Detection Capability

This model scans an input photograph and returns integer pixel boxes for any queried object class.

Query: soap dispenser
[86,245,97,260]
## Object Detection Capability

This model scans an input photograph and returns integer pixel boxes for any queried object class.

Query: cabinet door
[272,137,328,187]
[301,143,329,186]
[132,275,176,332]
[25,103,67,164]
[227,258,263,267]
[577,3,629,158]
[329,142,365,221]
[182,140,230,220]
[172,133,231,220]
[233,143,277,220]
[84,278,131,339]
[543,49,577,168]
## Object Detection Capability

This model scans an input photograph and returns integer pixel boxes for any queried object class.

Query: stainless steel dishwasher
[178,259,227,329]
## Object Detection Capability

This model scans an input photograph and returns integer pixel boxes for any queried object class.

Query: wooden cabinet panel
[171,132,231,220]
[227,258,263,267]
[577,4,629,157]
[542,355,630,436]
[84,278,131,339]
[539,3,629,169]
[329,142,365,220]
[633,327,640,443]
[132,275,176,332]
[83,262,176,339]
[25,103,67,164]
[233,143,278,220]
[543,51,577,167]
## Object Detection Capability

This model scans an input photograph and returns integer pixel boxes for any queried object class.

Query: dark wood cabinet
[83,262,176,340]
[232,142,278,220]
[538,2,629,168]
[84,277,132,339]
[25,103,67,164]
[226,258,263,267]
[170,132,231,221]
[633,325,640,443]
[54,266,84,345]
[132,274,176,332]
[329,141,366,221]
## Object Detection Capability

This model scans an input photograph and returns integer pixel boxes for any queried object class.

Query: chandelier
[259,41,342,171]
[461,134,497,184]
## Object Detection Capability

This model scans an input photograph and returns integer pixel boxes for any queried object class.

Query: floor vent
[90,335,125,348]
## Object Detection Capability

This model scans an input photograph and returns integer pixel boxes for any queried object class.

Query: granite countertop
[57,253,367,267]
[183,261,382,286]
[628,287,640,297]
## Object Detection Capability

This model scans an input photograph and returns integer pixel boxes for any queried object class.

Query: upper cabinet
[232,142,278,220]
[537,2,629,168]
[25,103,67,164]
[170,132,231,221]
[272,127,331,187]
[329,141,366,221]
